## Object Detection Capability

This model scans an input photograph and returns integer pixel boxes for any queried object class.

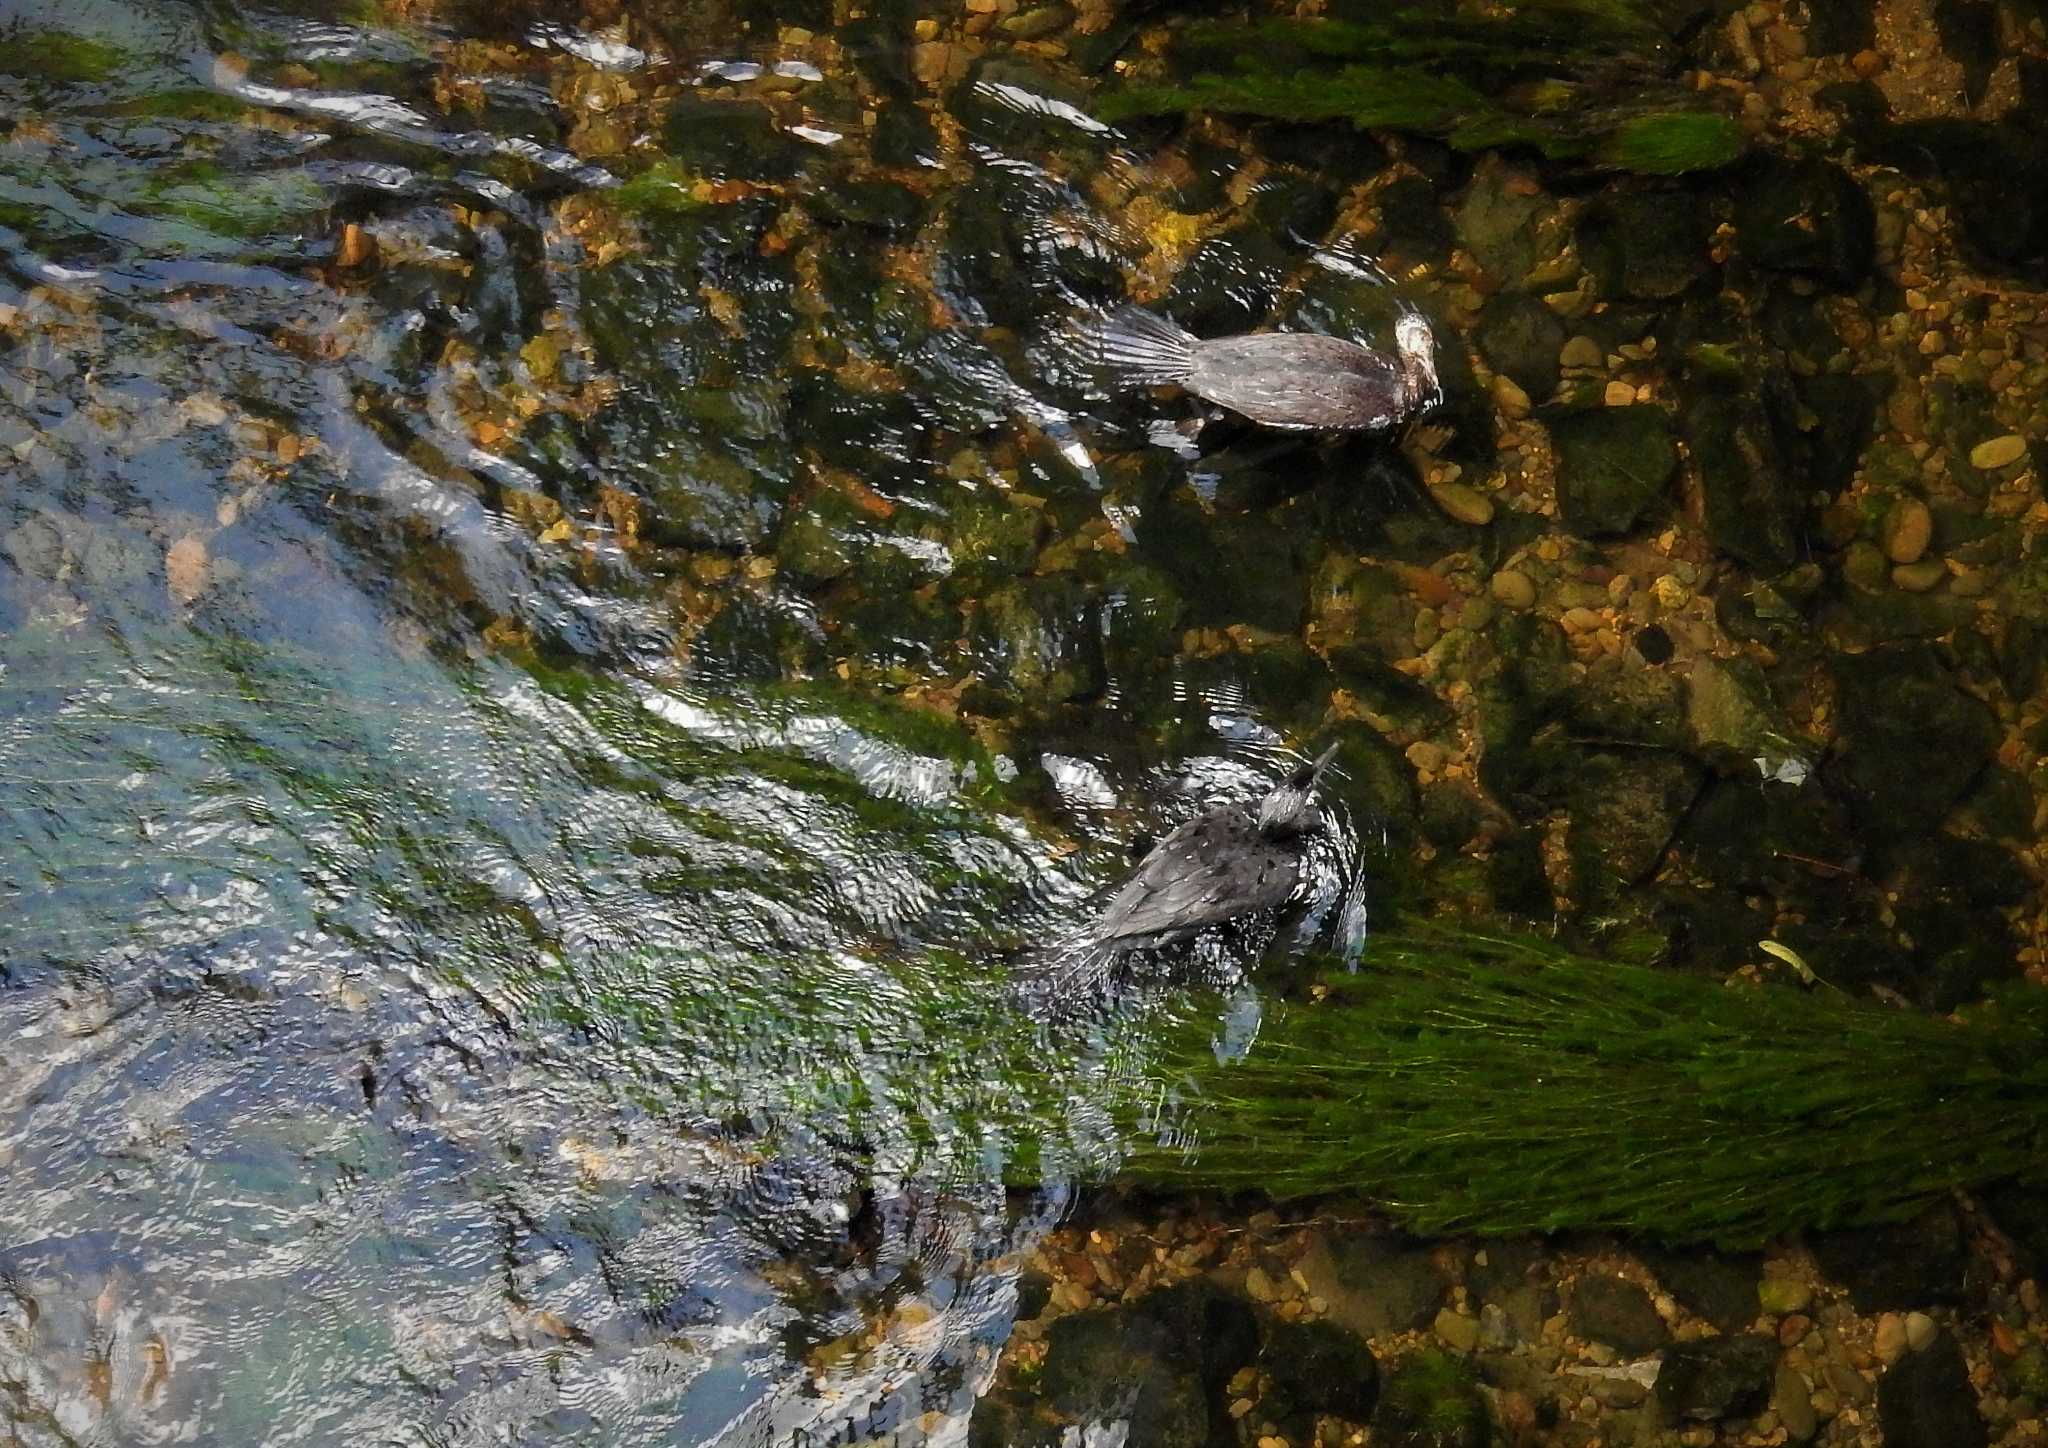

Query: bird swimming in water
[1013,745,1344,1010]
[1087,743,1342,951]
[1083,301,1442,432]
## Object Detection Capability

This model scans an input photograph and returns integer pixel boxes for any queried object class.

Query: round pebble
[1905,1311,1938,1352]
[1559,335,1604,369]
[1970,434,2028,470]
[1492,373,1532,418]
[1429,480,1495,525]
[1874,1314,1909,1365]
[1883,497,1933,563]
[1603,380,1636,407]
[1892,559,1946,592]
[1406,741,1446,773]
[1490,569,1537,609]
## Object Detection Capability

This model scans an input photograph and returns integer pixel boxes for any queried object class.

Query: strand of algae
[1120,927,2048,1246]
[1097,1,1744,175]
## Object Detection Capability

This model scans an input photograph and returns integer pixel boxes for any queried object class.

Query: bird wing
[1092,806,1302,945]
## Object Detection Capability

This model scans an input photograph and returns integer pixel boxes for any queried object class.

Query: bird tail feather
[1081,305,1198,388]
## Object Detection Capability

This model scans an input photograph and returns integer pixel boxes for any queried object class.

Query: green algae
[1123,927,2048,1246]
[0,29,127,84]
[1098,4,1744,175]
[1597,110,1747,173]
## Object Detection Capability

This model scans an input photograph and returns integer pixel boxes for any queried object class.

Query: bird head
[1255,743,1340,840]
[1394,309,1442,414]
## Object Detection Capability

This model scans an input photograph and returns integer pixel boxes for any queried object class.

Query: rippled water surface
[1,2,1379,1441]
[22,0,2048,1436]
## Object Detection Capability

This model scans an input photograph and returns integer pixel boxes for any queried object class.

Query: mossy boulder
[1549,405,1677,536]
[1375,1349,1491,1448]
[1454,160,1564,287]
[1579,189,1712,300]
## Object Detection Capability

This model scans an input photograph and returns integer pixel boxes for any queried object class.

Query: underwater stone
[1376,175,1456,268]
[1569,1276,1668,1355]
[1878,1330,1988,1448]
[1656,1335,1777,1421]
[1565,751,1701,904]
[1036,1305,1211,1447]
[1454,158,1562,289]
[1246,171,1339,240]
[1260,1318,1379,1426]
[1162,226,1294,335]
[1641,1247,1765,1335]
[1731,157,1875,290]
[1825,644,1997,846]
[1682,395,1802,571]
[661,96,808,181]
[1549,405,1677,537]
[1969,434,2027,471]
[1853,119,2048,284]
[1810,1206,1970,1312]
[1374,1350,1491,1448]
[1475,293,1566,400]
[1578,190,1711,301]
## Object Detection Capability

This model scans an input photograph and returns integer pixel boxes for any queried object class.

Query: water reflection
[1,2,1373,1441]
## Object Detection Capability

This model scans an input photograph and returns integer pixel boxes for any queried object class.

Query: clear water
[0,3,1373,1441]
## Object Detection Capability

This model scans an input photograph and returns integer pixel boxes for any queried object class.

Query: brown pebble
[336,222,375,270]
[1970,434,2027,470]
[1892,560,1946,592]
[1883,497,1932,563]
[1779,1314,1812,1346]
[1490,569,1537,609]
[1429,480,1495,526]
[1851,48,1886,77]
[1992,1318,2020,1356]
[166,534,210,606]
[1873,1313,1908,1365]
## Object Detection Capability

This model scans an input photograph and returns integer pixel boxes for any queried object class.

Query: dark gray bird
[1088,744,1341,950]
[1085,304,1441,431]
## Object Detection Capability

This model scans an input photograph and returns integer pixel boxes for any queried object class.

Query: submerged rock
[1683,394,1803,571]
[1730,157,1875,289]
[1569,1275,1668,1355]
[1033,1303,1210,1446]
[1640,1246,1764,1335]
[1810,1205,1970,1312]
[1475,293,1566,401]
[1878,1329,1988,1448]
[1578,190,1712,301]
[1655,1335,1776,1421]
[1260,1318,1379,1427]
[1824,644,1998,848]
[1549,404,1677,537]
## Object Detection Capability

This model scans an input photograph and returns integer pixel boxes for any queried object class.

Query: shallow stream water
[0,1,1384,1441]
[8,0,2048,1444]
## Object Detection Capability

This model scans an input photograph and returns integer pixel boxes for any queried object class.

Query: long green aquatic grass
[1123,928,2048,1246]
